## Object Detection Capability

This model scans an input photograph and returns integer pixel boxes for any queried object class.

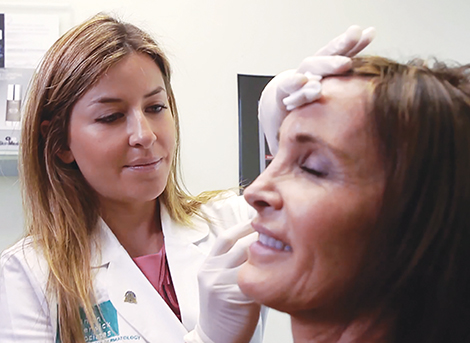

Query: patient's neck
[290,308,391,343]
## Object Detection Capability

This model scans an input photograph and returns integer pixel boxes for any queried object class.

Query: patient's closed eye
[301,165,328,177]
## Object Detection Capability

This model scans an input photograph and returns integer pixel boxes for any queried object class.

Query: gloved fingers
[214,282,259,305]
[314,25,375,57]
[296,55,352,76]
[276,72,309,94]
[314,25,363,56]
[303,72,322,81]
[209,221,254,257]
[198,267,238,287]
[205,232,258,269]
[344,27,376,57]
[259,70,297,108]
[283,78,322,111]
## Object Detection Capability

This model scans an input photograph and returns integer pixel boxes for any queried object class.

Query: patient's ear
[40,120,75,164]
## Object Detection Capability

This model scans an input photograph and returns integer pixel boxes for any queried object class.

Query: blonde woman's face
[61,53,176,207]
[239,77,385,316]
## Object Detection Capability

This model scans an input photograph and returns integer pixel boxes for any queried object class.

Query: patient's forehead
[321,76,369,102]
[280,77,381,178]
[281,77,371,143]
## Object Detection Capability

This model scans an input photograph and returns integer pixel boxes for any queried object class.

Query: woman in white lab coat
[0,14,263,343]
[0,13,373,343]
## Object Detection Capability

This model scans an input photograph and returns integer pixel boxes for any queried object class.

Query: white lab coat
[0,194,265,343]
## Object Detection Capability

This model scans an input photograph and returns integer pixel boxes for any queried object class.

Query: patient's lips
[250,222,293,256]
[258,233,292,252]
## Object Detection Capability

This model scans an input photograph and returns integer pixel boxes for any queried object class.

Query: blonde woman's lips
[124,157,162,170]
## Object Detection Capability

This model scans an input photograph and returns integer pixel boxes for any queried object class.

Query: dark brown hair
[349,56,470,342]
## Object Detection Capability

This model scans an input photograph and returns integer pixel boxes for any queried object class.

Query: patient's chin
[238,263,268,302]
[238,262,289,311]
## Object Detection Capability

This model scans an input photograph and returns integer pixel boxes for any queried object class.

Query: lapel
[160,204,210,331]
[93,219,188,342]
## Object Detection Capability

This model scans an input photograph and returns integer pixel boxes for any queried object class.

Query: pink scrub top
[133,244,181,321]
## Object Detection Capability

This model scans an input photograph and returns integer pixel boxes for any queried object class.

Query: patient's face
[239,77,385,315]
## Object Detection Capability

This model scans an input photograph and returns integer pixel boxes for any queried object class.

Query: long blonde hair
[21,13,216,343]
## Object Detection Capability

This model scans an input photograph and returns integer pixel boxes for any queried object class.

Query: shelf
[0,151,18,176]
[0,127,21,164]
[0,150,19,157]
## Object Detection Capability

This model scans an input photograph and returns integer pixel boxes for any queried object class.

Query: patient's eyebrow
[293,132,352,162]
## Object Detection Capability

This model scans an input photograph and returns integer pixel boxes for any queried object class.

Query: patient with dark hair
[238,56,470,343]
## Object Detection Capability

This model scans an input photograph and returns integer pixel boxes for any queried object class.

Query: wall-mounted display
[0,14,4,68]
[0,11,60,155]
[0,68,34,153]
[238,74,273,188]
[3,13,59,69]
[0,5,70,176]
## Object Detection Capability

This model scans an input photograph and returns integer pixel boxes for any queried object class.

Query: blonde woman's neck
[100,198,163,258]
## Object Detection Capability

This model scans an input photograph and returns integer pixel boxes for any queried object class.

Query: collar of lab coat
[160,202,210,244]
[90,200,210,332]
[90,200,210,267]
[160,201,210,330]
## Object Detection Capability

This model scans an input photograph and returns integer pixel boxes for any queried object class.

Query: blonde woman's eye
[147,104,167,113]
[95,113,124,123]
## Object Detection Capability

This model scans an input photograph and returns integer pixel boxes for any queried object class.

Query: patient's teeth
[258,233,292,252]
[274,240,283,250]
[259,233,269,245]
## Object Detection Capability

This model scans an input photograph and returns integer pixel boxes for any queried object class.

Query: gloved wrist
[184,325,215,343]
[258,70,309,155]
[195,222,261,343]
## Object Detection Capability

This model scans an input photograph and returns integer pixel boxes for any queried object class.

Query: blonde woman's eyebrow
[144,86,166,98]
[89,86,166,105]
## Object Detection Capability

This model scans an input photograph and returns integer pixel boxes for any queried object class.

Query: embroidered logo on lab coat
[81,300,119,342]
[56,300,119,343]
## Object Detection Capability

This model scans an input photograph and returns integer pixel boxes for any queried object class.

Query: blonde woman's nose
[128,111,157,148]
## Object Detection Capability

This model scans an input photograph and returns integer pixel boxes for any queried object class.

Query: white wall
[1,0,470,341]
[0,176,22,251]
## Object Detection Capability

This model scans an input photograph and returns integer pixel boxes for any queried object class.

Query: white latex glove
[259,25,376,155]
[184,221,260,343]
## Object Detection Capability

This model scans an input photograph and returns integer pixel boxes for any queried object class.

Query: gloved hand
[184,221,260,343]
[259,25,376,155]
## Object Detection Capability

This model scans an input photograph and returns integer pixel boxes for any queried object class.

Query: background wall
[1,1,470,342]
